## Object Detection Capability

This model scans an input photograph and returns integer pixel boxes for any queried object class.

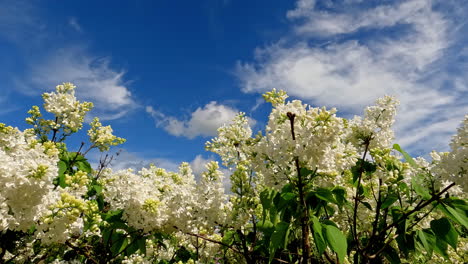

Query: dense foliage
[0,83,466,263]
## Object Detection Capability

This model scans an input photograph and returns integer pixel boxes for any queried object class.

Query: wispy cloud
[0,0,47,44]
[236,0,468,154]
[68,17,83,33]
[17,47,138,120]
[0,1,137,120]
[146,102,256,139]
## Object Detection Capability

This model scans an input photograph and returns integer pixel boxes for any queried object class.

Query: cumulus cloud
[236,0,468,154]
[146,102,256,139]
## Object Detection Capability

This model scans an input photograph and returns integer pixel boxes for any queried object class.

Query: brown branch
[287,112,312,264]
[65,240,99,264]
[352,140,370,250]
[380,182,455,234]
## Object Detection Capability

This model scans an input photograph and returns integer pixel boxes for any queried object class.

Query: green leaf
[332,188,346,206]
[430,218,458,250]
[393,144,417,168]
[57,160,67,187]
[416,230,432,256]
[137,237,146,255]
[257,220,275,236]
[323,224,347,263]
[105,210,124,222]
[311,216,326,255]
[314,188,337,204]
[381,194,399,209]
[411,177,431,199]
[76,161,92,173]
[361,201,372,211]
[68,152,86,162]
[269,221,290,258]
[260,189,274,223]
[92,184,102,194]
[110,233,128,257]
[277,192,296,210]
[300,167,316,178]
[434,239,449,259]
[221,230,236,245]
[382,245,401,264]
[445,205,468,229]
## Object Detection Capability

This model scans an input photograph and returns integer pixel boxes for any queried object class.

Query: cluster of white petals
[253,99,358,189]
[206,113,253,166]
[348,96,399,151]
[100,161,229,233]
[0,124,59,232]
[430,115,468,194]
[42,82,93,133]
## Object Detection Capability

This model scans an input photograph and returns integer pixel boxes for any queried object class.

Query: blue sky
[1,0,467,173]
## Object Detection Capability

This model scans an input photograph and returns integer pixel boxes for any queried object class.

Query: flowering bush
[0,83,466,263]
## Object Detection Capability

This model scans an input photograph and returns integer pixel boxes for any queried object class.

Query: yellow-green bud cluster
[263,88,288,107]
[65,170,90,189]
[88,117,126,152]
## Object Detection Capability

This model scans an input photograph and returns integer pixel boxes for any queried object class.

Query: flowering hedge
[0,83,466,263]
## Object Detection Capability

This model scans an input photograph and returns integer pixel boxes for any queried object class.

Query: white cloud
[68,17,82,32]
[19,47,137,120]
[101,149,180,172]
[236,0,467,154]
[0,1,137,121]
[0,0,47,44]
[190,154,232,191]
[146,102,256,139]
[190,154,213,176]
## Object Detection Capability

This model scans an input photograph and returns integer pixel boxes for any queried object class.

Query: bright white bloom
[42,82,93,134]
[253,99,357,189]
[430,115,468,193]
[122,253,152,264]
[35,192,101,244]
[206,113,253,166]
[348,96,399,151]
[195,161,230,229]
[0,124,59,232]
[101,160,229,233]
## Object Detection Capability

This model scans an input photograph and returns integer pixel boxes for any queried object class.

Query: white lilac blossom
[42,83,93,134]
[206,113,253,167]
[100,168,171,232]
[206,113,260,228]
[348,96,399,151]
[195,161,230,230]
[430,115,468,194]
[0,124,59,232]
[253,98,358,189]
[100,161,229,233]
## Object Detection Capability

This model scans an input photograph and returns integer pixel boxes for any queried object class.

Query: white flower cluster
[253,99,358,189]
[0,124,59,232]
[430,115,468,194]
[206,113,253,167]
[42,82,93,134]
[100,161,228,233]
[348,96,399,151]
